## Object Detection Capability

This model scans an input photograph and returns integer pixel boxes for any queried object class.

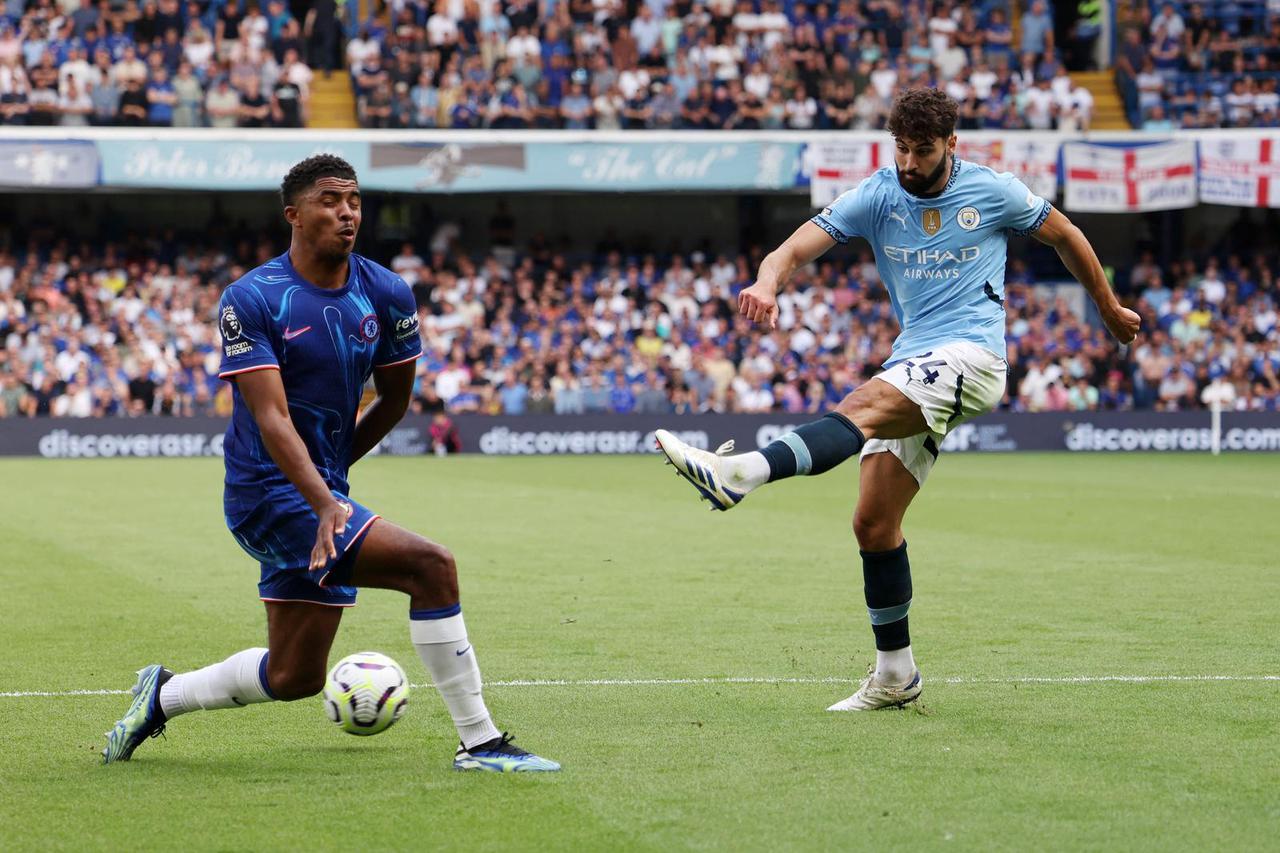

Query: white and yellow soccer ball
[322,652,409,736]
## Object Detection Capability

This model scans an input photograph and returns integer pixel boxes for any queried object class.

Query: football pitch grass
[1,453,1277,851]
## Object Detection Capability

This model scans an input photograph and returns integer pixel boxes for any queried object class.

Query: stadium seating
[0,0,1115,130]
[346,0,1100,131]
[0,0,335,127]
[0,232,1276,418]
[1116,0,1280,129]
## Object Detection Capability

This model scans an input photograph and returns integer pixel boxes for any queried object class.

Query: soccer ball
[322,652,410,736]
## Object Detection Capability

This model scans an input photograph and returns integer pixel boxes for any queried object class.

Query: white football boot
[827,665,923,711]
[654,430,749,511]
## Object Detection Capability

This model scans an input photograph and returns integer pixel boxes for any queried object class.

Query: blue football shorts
[225,486,380,607]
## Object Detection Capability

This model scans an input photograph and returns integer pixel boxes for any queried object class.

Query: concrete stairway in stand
[1071,70,1131,130]
[308,73,357,129]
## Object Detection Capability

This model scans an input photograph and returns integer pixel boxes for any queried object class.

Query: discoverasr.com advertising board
[11,412,1280,458]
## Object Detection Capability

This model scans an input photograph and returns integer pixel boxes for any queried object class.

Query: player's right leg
[655,372,924,510]
[656,341,1001,511]
[349,520,560,772]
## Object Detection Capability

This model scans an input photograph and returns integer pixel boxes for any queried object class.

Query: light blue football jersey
[811,157,1052,366]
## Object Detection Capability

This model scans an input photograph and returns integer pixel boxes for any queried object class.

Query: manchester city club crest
[957,206,981,230]
[922,208,942,235]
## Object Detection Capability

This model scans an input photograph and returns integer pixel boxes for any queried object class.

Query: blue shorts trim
[227,486,380,607]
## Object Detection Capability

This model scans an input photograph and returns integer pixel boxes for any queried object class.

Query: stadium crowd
[1114,0,1280,129]
[0,0,340,127]
[7,0,1280,133]
[348,0,1099,131]
[1,225,1277,420]
[0,0,1108,131]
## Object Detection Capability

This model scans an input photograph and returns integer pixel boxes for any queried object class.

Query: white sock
[159,648,275,718]
[410,609,501,749]
[724,451,772,492]
[875,646,917,686]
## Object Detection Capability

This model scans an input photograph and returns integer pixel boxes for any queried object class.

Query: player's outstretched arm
[740,221,837,329]
[350,360,415,464]
[1032,207,1140,344]
[236,368,349,570]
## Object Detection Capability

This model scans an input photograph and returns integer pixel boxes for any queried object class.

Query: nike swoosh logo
[283,325,312,340]
[455,645,471,657]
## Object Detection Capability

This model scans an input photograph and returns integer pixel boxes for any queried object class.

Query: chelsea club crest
[359,314,380,342]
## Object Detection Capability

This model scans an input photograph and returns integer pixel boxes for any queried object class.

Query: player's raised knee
[408,541,458,600]
[853,512,901,552]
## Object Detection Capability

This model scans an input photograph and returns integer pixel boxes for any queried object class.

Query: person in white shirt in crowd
[1150,2,1185,40]
[927,1,959,59]
[1022,77,1056,129]
[506,25,540,68]
[630,4,662,56]
[57,74,93,124]
[345,29,380,69]
[968,60,997,100]
[426,0,458,46]
[933,34,967,81]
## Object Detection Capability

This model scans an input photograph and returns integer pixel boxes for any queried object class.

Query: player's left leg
[101,605,343,764]
[101,600,345,764]
[349,519,560,772]
[828,448,927,711]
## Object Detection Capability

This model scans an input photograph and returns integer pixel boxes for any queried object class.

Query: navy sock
[759,412,866,482]
[862,541,912,651]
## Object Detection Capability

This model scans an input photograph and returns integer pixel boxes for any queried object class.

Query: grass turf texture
[1,453,1277,851]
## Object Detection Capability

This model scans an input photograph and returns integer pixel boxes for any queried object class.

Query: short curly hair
[280,154,358,208]
[886,88,959,143]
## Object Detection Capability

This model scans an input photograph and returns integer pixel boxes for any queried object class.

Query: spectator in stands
[429,411,461,455]
[205,75,240,127]
[1020,0,1055,61]
[237,73,269,127]
[271,69,304,126]
[116,75,147,125]
[303,0,339,77]
[170,60,202,126]
[113,44,146,88]
[145,66,176,126]
[183,25,215,78]
[0,372,28,417]
[56,74,91,125]
[1142,103,1175,131]
[410,69,440,127]
[1151,3,1186,41]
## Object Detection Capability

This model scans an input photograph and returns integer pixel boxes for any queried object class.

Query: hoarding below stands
[1,128,1278,209]
[8,412,1280,459]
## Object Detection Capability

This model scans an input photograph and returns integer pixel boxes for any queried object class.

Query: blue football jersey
[217,252,422,497]
[811,157,1052,365]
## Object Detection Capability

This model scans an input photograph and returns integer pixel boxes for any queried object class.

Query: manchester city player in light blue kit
[102,156,558,771]
[656,89,1140,711]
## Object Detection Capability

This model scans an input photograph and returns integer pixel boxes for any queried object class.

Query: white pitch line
[2,674,1278,698]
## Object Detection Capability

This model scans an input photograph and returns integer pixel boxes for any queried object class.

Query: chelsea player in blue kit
[103,156,558,771]
[656,89,1140,711]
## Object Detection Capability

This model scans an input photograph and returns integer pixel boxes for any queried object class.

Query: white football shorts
[860,340,1007,486]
